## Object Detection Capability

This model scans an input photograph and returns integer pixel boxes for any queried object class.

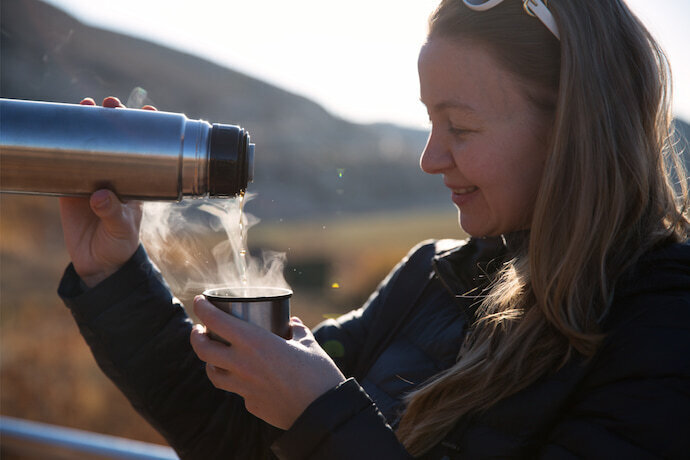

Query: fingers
[205,363,236,390]
[89,189,119,220]
[190,323,252,394]
[193,295,272,348]
[79,96,124,108]
[102,96,125,108]
[79,96,155,110]
[190,324,234,367]
[289,317,311,342]
[79,97,123,107]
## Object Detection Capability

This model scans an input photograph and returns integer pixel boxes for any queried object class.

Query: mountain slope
[0,0,442,219]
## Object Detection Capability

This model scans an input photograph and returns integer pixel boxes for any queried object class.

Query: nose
[420,130,454,175]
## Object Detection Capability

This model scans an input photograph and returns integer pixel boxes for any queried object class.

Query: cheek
[482,145,546,227]
[499,154,546,222]
[448,143,486,179]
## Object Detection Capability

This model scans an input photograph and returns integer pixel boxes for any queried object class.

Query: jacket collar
[433,234,690,313]
[432,233,525,299]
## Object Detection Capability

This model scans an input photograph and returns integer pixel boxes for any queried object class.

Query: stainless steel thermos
[0,98,254,200]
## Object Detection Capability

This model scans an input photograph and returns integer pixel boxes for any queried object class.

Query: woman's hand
[58,97,155,287]
[190,296,347,430]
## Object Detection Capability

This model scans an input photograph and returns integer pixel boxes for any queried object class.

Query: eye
[448,124,470,137]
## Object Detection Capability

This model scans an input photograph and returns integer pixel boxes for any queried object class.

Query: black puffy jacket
[59,237,690,459]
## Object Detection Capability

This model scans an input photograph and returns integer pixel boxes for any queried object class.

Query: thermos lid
[209,124,254,197]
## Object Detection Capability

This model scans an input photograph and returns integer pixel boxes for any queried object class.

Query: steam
[126,87,153,108]
[140,195,290,303]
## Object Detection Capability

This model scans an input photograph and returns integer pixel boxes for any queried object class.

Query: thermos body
[0,98,254,200]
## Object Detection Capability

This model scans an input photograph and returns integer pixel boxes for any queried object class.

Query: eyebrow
[419,98,477,114]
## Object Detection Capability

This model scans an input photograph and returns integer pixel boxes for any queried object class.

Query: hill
[0,0,445,221]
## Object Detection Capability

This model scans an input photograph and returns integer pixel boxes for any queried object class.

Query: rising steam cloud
[140,195,290,303]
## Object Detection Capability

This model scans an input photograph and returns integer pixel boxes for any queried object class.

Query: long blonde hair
[397,0,690,454]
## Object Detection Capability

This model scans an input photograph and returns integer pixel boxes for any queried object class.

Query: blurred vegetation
[0,193,464,448]
[0,195,168,444]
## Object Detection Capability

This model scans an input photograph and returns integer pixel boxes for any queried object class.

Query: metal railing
[0,416,179,459]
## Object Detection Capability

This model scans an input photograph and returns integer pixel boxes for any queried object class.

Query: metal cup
[202,287,292,343]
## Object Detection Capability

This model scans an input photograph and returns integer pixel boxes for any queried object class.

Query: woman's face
[418,38,552,237]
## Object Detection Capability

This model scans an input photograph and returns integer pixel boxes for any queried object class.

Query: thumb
[89,190,132,236]
[289,317,311,342]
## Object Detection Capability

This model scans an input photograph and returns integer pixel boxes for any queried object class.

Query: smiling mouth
[453,186,478,195]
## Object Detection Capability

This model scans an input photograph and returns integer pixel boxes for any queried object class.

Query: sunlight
[37,0,690,126]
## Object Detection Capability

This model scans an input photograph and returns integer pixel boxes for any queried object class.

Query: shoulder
[607,240,690,329]
[594,240,690,383]
[550,242,690,457]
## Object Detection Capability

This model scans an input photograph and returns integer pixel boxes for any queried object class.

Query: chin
[458,214,501,238]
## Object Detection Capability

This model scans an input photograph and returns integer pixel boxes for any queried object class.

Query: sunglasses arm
[524,0,560,40]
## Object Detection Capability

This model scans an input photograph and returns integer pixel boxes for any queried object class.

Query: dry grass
[0,195,167,444]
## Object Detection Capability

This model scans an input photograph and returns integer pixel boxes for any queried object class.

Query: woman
[58,0,690,458]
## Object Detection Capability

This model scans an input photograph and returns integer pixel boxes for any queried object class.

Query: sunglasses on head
[463,0,560,40]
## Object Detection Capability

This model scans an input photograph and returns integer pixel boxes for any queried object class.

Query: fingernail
[103,96,123,108]
[92,191,110,210]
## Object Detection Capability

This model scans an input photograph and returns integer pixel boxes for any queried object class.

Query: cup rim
[203,286,293,302]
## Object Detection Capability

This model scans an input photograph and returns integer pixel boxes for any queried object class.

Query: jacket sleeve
[271,379,412,460]
[58,245,280,460]
[539,294,690,459]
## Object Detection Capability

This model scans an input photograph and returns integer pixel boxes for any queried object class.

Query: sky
[43,0,690,129]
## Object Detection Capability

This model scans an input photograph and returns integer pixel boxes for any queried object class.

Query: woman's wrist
[79,269,118,289]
